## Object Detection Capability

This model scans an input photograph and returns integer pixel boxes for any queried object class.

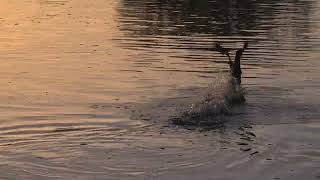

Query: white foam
[173,73,245,125]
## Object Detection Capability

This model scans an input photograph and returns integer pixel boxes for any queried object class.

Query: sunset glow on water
[0,0,319,179]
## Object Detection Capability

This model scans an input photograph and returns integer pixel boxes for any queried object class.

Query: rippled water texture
[0,0,319,179]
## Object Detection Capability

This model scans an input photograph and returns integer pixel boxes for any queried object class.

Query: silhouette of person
[216,42,248,84]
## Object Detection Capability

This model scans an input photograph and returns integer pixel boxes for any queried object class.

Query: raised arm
[215,43,230,56]
[234,42,248,66]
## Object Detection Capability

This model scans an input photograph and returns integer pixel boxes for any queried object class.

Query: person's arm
[227,52,234,69]
[215,43,229,55]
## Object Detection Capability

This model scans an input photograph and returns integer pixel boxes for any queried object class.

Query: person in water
[215,42,248,84]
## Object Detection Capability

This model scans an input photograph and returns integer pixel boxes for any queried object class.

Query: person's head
[234,42,248,62]
[236,49,243,58]
[215,43,222,50]
[235,49,243,64]
[243,42,248,50]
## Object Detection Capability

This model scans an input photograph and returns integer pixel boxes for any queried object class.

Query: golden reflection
[0,1,319,179]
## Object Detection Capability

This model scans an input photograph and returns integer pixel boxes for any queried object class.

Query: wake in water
[172,74,246,126]
[172,42,248,126]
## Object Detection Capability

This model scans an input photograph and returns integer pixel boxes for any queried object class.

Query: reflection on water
[116,0,320,124]
[119,0,313,36]
[0,0,319,179]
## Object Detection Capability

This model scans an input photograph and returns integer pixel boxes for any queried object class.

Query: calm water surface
[0,0,319,179]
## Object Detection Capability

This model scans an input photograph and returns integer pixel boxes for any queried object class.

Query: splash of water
[172,73,245,126]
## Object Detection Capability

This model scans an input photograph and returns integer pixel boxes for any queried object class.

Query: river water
[0,0,319,179]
